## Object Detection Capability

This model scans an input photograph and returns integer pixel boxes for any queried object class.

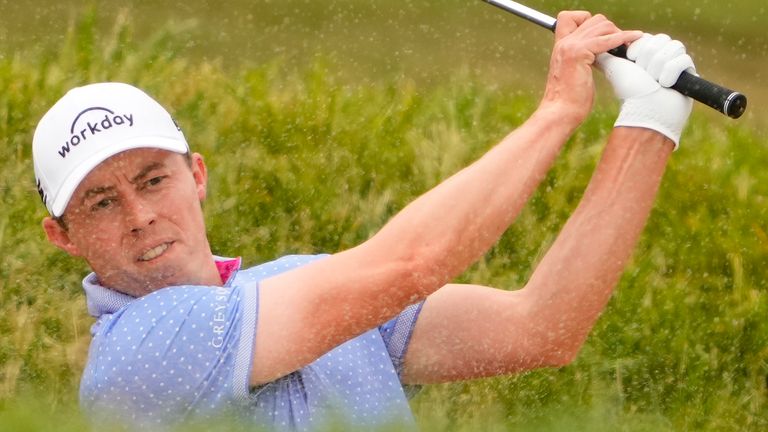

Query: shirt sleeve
[80,284,256,427]
[378,301,425,377]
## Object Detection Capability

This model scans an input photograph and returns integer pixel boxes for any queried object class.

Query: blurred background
[1,0,765,126]
[1,1,767,431]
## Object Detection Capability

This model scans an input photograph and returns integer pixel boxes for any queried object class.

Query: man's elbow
[514,291,589,369]
[537,328,592,367]
[528,320,587,368]
[375,240,454,297]
[540,345,581,368]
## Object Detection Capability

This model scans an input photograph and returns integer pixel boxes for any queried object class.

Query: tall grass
[1,8,767,431]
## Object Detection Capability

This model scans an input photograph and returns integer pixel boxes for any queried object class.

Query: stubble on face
[61,149,221,296]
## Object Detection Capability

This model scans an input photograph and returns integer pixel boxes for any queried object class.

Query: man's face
[44,148,220,296]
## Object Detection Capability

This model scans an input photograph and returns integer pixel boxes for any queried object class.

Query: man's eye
[92,198,115,211]
[146,176,166,187]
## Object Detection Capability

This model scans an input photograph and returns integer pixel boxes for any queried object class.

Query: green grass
[1,4,768,431]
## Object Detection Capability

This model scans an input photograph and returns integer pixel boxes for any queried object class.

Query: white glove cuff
[613,90,692,150]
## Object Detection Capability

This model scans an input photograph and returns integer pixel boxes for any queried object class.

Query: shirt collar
[82,256,242,317]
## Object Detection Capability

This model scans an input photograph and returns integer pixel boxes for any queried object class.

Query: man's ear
[190,152,208,202]
[42,217,82,256]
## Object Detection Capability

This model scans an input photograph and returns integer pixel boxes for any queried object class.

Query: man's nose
[124,196,157,233]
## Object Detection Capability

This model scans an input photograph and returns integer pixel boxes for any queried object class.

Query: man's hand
[540,11,642,126]
[597,34,696,148]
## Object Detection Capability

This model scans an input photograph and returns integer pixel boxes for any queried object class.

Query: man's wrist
[532,102,583,137]
[613,92,691,150]
[610,125,676,153]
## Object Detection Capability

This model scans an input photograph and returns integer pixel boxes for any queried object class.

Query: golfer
[33,11,695,431]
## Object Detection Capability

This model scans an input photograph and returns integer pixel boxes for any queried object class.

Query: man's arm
[253,103,573,385]
[251,13,642,385]
[401,127,673,383]
[400,32,697,383]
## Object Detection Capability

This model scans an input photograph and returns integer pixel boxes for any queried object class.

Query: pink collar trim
[215,256,242,285]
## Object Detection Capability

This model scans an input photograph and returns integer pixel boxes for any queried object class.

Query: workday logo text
[59,107,134,158]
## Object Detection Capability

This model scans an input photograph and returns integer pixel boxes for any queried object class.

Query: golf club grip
[608,46,747,119]
[481,1,749,119]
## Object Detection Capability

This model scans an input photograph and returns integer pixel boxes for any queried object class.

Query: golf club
[482,0,748,119]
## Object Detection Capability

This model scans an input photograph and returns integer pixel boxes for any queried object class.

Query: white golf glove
[596,33,697,149]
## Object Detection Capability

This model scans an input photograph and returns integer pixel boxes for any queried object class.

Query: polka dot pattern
[80,255,423,431]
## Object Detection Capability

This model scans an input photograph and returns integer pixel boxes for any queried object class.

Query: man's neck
[94,254,235,297]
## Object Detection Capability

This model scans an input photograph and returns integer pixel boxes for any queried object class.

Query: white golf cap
[33,82,189,217]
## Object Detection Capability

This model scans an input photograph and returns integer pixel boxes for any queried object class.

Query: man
[33,11,695,431]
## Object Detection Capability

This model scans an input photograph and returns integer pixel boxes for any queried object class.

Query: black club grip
[481,0,749,119]
[608,45,747,119]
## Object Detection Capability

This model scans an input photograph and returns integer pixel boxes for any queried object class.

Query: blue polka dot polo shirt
[79,254,424,430]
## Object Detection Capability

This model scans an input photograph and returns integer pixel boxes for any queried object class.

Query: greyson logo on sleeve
[59,107,135,158]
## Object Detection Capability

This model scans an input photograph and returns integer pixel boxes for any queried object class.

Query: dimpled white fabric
[596,34,696,149]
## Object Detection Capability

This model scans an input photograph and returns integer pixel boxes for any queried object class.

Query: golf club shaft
[483,0,747,119]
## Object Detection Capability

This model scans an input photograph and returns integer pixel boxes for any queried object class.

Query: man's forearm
[369,105,578,295]
[522,127,673,362]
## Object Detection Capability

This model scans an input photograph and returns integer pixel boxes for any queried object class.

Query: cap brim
[49,137,189,217]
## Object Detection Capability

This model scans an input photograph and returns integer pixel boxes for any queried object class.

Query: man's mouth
[138,242,173,262]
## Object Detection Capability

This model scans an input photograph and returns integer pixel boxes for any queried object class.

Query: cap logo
[59,107,135,159]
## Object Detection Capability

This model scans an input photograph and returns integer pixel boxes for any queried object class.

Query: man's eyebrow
[82,186,116,203]
[130,162,166,183]
[80,162,167,205]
